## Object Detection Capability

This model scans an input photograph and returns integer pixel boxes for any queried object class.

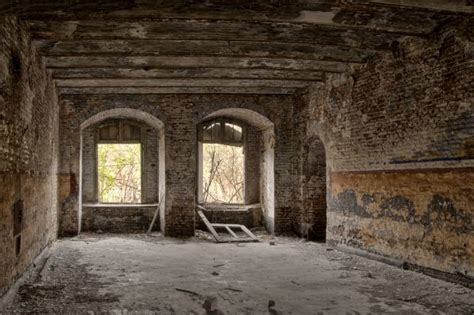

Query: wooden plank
[27,19,405,50]
[197,210,221,242]
[51,67,324,81]
[34,39,374,63]
[10,1,468,28]
[59,86,298,95]
[147,193,165,234]
[224,226,238,239]
[212,224,246,228]
[212,224,259,241]
[45,56,350,72]
[367,0,474,13]
[239,226,259,241]
[55,78,311,88]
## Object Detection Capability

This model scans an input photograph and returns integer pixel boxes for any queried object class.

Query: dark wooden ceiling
[2,0,472,95]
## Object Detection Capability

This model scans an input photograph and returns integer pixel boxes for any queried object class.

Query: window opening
[98,143,142,203]
[199,119,244,204]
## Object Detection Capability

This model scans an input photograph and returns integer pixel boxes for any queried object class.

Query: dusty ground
[1,233,472,314]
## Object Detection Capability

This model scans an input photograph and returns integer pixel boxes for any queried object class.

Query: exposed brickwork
[293,95,327,240]
[244,124,261,205]
[81,205,160,233]
[305,25,473,275]
[58,94,299,237]
[0,17,59,295]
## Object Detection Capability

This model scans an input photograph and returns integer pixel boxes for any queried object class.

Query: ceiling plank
[45,56,350,73]
[367,0,473,14]
[27,19,408,50]
[58,86,299,95]
[34,39,374,63]
[51,68,324,81]
[12,1,467,33]
[55,78,313,88]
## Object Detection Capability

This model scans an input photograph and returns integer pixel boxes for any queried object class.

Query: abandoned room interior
[0,0,473,313]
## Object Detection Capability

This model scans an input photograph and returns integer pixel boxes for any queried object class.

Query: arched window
[198,119,245,204]
[96,120,143,203]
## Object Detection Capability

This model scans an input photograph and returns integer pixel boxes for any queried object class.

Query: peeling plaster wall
[0,17,59,295]
[58,94,298,237]
[306,24,473,276]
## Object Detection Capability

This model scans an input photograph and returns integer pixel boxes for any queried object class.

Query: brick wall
[0,17,59,295]
[293,94,327,240]
[305,24,473,276]
[81,205,160,233]
[244,124,261,205]
[58,94,299,237]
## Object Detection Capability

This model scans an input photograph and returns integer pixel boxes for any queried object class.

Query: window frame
[198,118,246,205]
[95,120,145,204]
[199,118,245,146]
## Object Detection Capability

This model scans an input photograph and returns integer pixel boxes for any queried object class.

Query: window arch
[199,118,244,145]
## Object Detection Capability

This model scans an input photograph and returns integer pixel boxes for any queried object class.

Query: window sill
[82,203,159,208]
[199,203,261,211]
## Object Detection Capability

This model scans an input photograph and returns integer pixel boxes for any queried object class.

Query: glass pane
[202,143,244,204]
[202,122,221,142]
[202,124,214,141]
[224,123,242,142]
[98,143,141,203]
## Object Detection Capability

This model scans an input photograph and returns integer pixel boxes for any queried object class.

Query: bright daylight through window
[201,121,244,204]
[98,143,142,203]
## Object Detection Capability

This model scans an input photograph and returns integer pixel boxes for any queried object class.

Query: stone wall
[305,24,473,276]
[58,94,299,237]
[0,17,59,295]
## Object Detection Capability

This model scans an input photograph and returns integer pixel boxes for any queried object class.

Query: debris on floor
[2,234,473,314]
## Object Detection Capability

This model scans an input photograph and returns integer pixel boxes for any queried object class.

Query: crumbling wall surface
[294,94,327,240]
[59,94,297,237]
[81,205,159,233]
[307,23,473,276]
[0,17,59,295]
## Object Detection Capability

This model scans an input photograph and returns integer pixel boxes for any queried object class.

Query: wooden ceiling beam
[58,86,300,95]
[9,1,470,34]
[55,78,314,88]
[27,19,411,50]
[51,68,324,81]
[45,56,351,73]
[34,39,375,63]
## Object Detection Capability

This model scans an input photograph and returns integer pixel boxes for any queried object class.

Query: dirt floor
[1,233,473,314]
